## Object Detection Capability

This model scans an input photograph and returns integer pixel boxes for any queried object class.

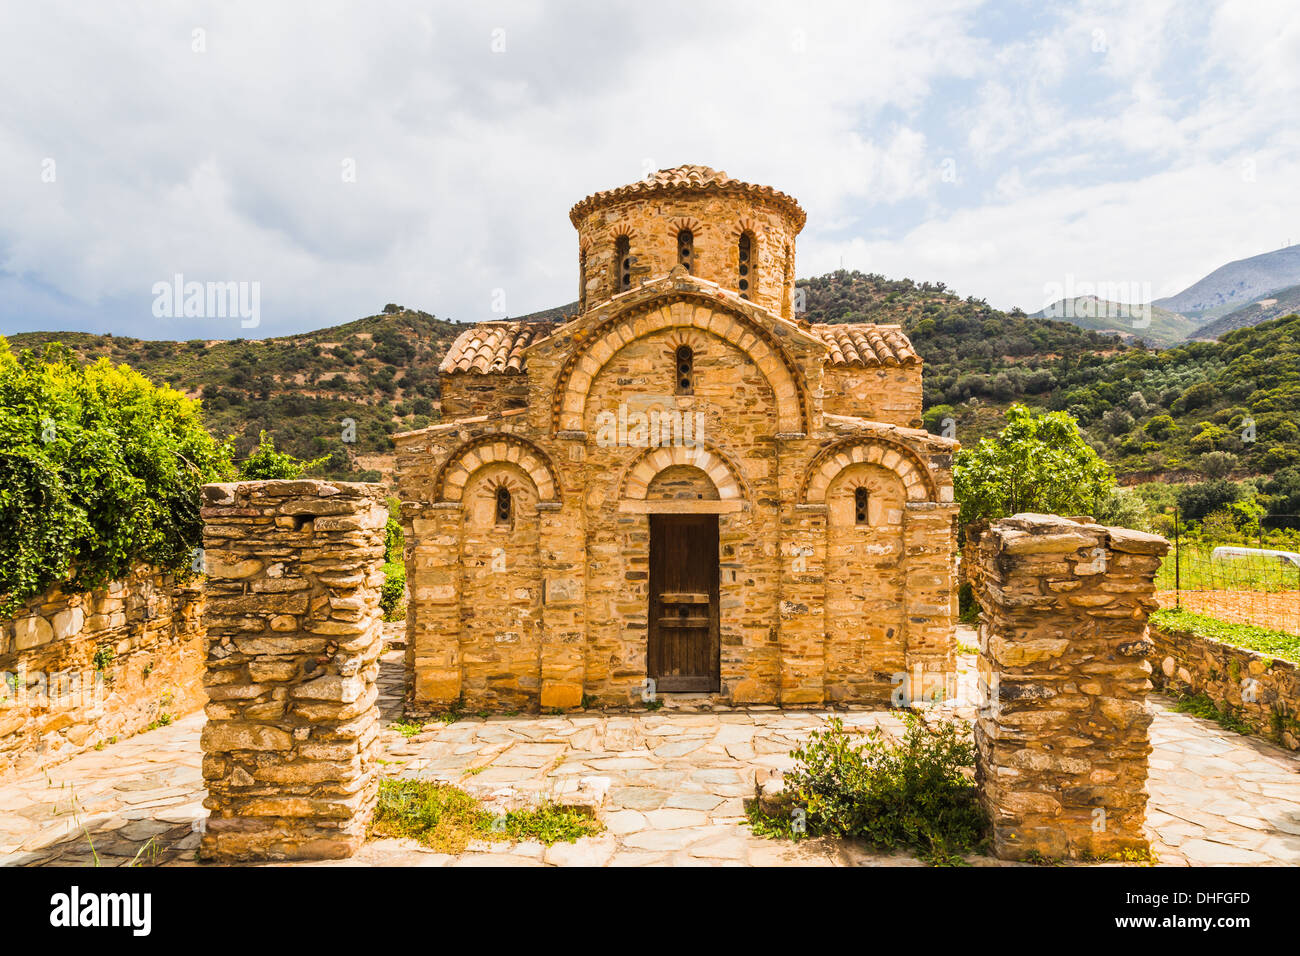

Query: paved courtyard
[2,632,1298,867]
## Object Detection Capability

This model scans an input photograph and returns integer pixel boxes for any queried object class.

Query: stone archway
[551,295,809,435]
[433,434,561,504]
[802,436,938,504]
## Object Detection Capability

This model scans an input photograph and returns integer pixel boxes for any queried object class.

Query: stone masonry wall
[573,192,802,317]
[821,366,923,428]
[199,480,387,862]
[1,566,204,780]
[440,371,530,420]
[1149,625,1300,751]
[972,514,1168,861]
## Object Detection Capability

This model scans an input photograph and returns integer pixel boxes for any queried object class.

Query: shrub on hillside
[1177,480,1241,522]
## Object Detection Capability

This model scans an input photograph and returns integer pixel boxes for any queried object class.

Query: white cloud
[0,0,1296,337]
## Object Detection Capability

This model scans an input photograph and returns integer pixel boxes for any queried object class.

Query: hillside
[796,272,1300,480]
[1153,245,1300,319]
[796,271,1130,436]
[7,307,462,479]
[7,272,1299,485]
[1190,283,1300,341]
[1030,295,1195,348]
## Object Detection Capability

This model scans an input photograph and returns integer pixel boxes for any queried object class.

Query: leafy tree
[1198,451,1239,480]
[0,340,233,614]
[1101,407,1134,435]
[1094,487,1155,532]
[953,403,1115,528]
[1262,466,1300,530]
[1176,480,1241,522]
[1144,415,1177,439]
[238,430,329,479]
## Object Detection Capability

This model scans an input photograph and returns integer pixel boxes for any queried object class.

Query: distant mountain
[1030,295,1196,348]
[1189,283,1300,341]
[1153,245,1300,319]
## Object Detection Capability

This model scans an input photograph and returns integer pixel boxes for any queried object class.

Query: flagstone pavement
[2,629,1298,867]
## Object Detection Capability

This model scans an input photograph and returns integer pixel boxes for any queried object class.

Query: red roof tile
[811,323,919,368]
[439,321,551,375]
[569,164,806,230]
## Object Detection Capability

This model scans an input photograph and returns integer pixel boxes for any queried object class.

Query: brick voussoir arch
[620,444,747,501]
[434,434,561,504]
[801,436,938,503]
[551,293,810,435]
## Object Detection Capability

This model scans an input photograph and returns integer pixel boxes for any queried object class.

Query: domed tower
[569,165,806,319]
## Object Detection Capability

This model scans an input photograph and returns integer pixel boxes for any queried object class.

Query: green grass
[1156,543,1300,594]
[1151,608,1300,664]
[502,803,603,844]
[369,779,602,853]
[370,779,499,853]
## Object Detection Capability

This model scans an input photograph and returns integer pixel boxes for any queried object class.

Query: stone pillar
[406,503,462,709]
[199,480,387,862]
[972,513,1168,861]
[538,502,586,709]
[778,504,827,705]
[902,502,960,704]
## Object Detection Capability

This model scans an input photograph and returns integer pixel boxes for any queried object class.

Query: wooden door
[648,514,720,692]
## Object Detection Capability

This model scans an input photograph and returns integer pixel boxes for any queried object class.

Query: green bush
[0,340,232,615]
[953,403,1114,529]
[1176,479,1241,521]
[755,714,987,865]
[381,560,406,621]
[384,497,404,563]
[238,430,329,479]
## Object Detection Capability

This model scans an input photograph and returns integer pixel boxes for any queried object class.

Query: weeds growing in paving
[747,713,988,866]
[370,778,603,853]
[1171,691,1257,736]
[389,718,425,739]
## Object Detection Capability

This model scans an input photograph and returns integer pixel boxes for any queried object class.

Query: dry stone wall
[199,479,387,862]
[0,566,204,779]
[972,514,1168,861]
[1149,625,1300,751]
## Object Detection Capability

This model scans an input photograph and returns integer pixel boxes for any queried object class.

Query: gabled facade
[395,166,959,711]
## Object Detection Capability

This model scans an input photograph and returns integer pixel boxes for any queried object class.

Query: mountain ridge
[1153,245,1300,319]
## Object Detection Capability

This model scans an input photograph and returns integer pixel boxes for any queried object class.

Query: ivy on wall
[0,339,233,616]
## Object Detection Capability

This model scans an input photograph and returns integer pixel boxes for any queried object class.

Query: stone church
[395,166,959,712]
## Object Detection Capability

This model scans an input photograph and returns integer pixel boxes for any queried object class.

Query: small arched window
[677,229,694,273]
[578,247,588,312]
[675,345,694,394]
[495,486,513,526]
[738,232,756,299]
[782,243,794,317]
[614,235,632,292]
[854,487,870,526]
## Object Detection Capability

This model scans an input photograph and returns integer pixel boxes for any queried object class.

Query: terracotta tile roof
[811,323,920,368]
[439,321,552,375]
[569,164,806,230]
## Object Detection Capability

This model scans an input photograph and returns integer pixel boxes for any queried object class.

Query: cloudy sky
[1,0,1297,339]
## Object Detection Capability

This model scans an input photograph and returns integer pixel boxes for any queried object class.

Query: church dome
[569,165,805,318]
